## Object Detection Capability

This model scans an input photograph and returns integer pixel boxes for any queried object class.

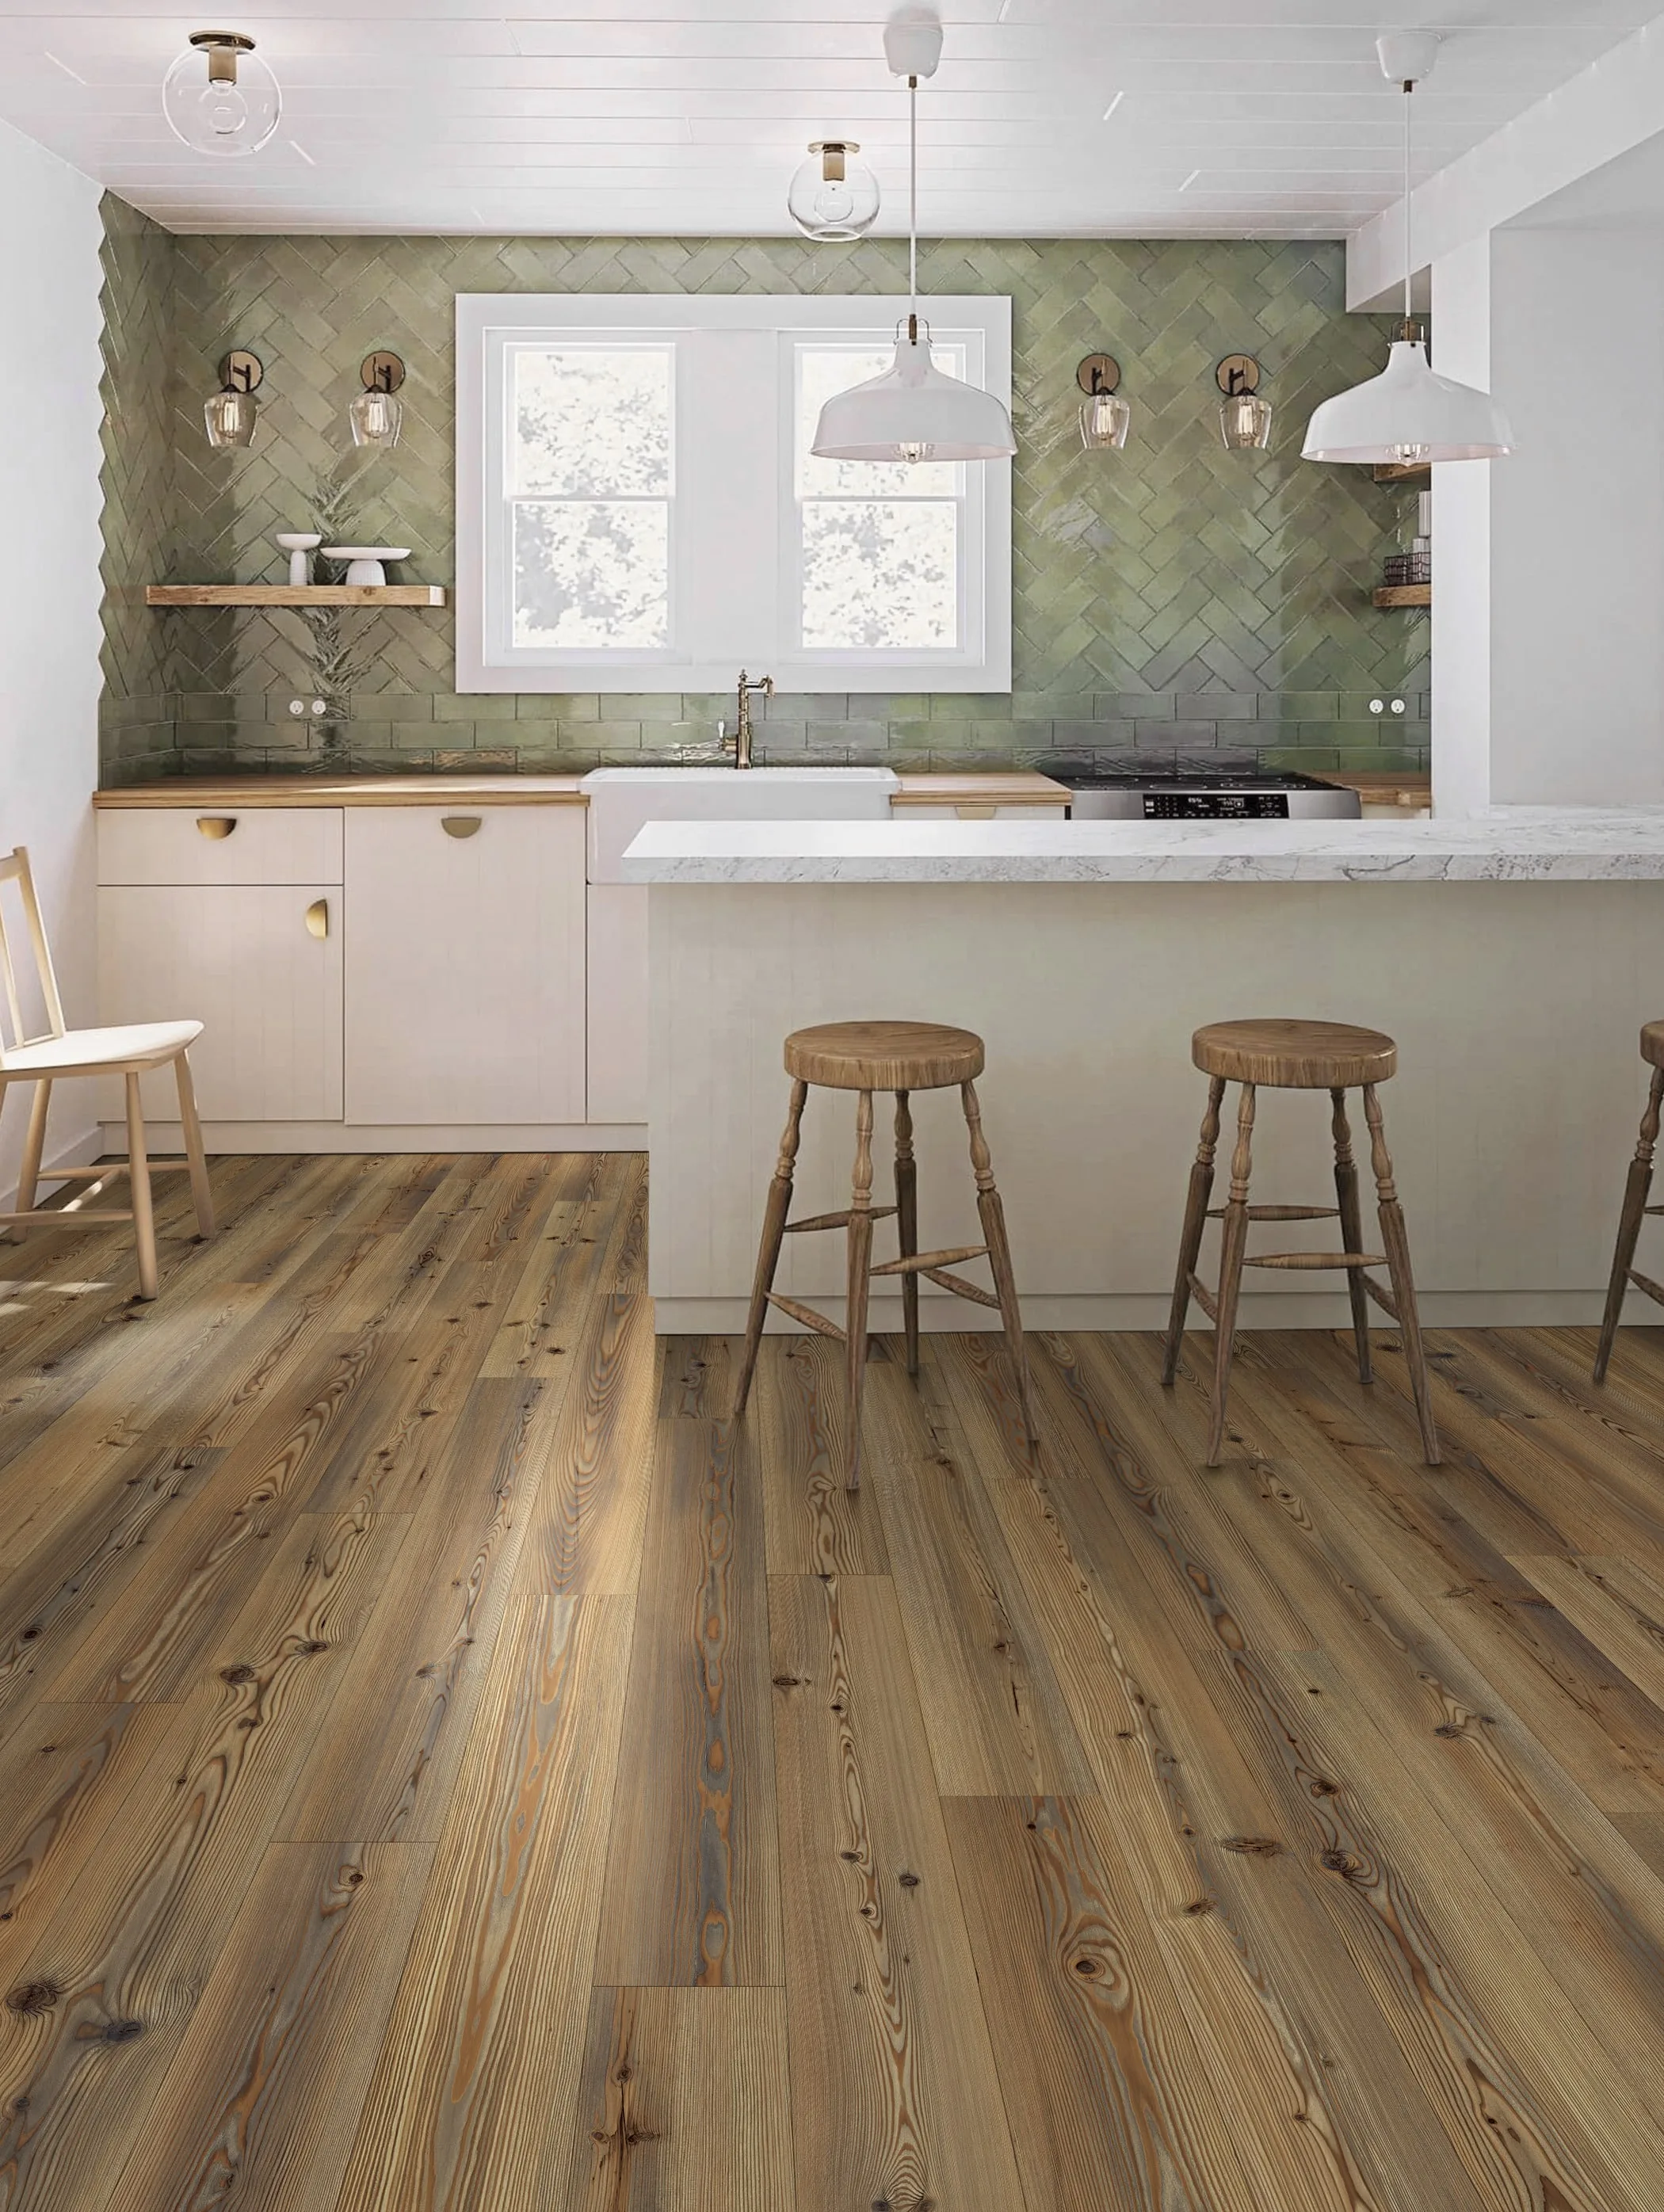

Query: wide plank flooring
[5,1151,1664,2208]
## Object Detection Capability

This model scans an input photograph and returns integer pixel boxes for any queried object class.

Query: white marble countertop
[621,807,1664,884]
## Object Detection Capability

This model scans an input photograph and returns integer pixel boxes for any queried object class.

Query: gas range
[1040,757,1361,822]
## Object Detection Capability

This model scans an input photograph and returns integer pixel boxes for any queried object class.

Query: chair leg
[894,1089,919,1379]
[174,1053,216,1240]
[962,1077,1039,1450]
[733,1078,809,1420]
[1206,1081,1256,1466]
[1331,1086,1372,1386]
[1363,1084,1441,1466]
[845,1089,876,1491]
[1162,1074,1225,1386]
[7,1077,51,1244]
[1595,1066,1664,1383]
[124,1071,158,1301]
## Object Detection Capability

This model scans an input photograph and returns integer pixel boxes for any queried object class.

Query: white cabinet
[99,883,343,1121]
[586,884,649,1125]
[343,807,586,1127]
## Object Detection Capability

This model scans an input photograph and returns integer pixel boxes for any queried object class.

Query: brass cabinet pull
[196,816,237,839]
[305,898,329,940]
[441,815,483,838]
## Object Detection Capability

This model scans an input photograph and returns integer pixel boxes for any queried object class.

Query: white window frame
[456,292,1012,694]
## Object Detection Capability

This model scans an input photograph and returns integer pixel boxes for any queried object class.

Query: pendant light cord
[908,74,919,338]
[1402,76,1414,334]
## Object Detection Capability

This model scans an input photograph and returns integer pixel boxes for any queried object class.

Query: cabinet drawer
[98,807,343,887]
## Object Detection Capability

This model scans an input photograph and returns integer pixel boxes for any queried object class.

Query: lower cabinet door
[97,883,344,1122]
[344,807,587,1127]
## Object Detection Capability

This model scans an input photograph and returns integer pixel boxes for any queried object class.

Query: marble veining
[621,808,1664,885]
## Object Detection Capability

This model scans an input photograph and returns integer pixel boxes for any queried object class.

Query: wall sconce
[350,351,406,448]
[1216,354,1273,450]
[1077,354,1131,450]
[204,349,262,448]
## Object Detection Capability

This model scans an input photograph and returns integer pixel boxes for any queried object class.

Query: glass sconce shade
[1079,391,1131,451]
[163,32,281,157]
[1219,392,1273,449]
[787,141,880,241]
[350,387,403,448]
[204,387,258,447]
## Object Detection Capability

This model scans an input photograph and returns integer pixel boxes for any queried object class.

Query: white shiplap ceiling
[0,1,1652,238]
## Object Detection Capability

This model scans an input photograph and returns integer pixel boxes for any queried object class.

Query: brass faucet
[731,669,773,769]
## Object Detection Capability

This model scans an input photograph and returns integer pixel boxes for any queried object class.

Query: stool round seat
[1193,1017,1396,1091]
[1641,1020,1664,1070]
[784,1019,984,1092]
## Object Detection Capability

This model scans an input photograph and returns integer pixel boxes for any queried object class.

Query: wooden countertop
[94,776,589,808]
[890,772,1071,807]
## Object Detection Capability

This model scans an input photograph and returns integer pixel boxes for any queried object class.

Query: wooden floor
[4,1154,1664,2209]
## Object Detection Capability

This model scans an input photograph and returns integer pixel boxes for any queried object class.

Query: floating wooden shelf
[1373,583,1431,608]
[1372,461,1431,484]
[145,585,447,608]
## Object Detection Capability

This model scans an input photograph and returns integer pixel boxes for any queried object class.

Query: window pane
[801,501,958,650]
[796,344,961,498]
[512,346,672,498]
[513,502,669,649]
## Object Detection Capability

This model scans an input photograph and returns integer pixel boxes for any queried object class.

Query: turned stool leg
[1594,1065,1664,1382]
[893,1090,920,1379]
[961,1078,1039,1448]
[733,1077,807,1419]
[1331,1087,1372,1386]
[844,1089,876,1490]
[1363,1083,1440,1464]
[1162,1074,1225,1385]
[8,1077,50,1243]
[1206,1082,1256,1466]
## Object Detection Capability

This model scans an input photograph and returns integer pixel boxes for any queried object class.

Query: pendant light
[1302,33,1513,466]
[811,17,1016,466]
[788,141,881,240]
[162,31,281,158]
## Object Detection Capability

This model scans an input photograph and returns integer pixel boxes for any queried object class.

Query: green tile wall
[97,198,1429,784]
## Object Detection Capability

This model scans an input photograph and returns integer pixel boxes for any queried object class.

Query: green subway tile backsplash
[96,200,1430,783]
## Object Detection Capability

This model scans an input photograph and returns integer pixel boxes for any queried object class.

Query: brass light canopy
[1216,353,1273,450]
[351,350,406,448]
[204,348,263,448]
[1077,353,1131,451]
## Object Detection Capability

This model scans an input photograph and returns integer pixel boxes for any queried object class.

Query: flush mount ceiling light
[788,140,881,240]
[163,31,281,157]
[1303,32,1512,466]
[350,350,406,448]
[1217,354,1273,450]
[1077,354,1131,451]
[204,348,262,447]
[811,14,1017,465]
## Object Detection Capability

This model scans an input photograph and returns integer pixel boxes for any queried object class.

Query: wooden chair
[1,845,214,1299]
[731,1020,1036,1488]
[1593,1020,1664,1382]
[1161,1016,1440,1466]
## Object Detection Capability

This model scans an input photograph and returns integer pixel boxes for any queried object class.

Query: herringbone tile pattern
[98,210,1429,783]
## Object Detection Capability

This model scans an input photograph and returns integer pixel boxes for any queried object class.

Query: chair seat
[1193,1017,1396,1089]
[784,1019,984,1092]
[1643,1020,1664,1070]
[2,1019,203,1077]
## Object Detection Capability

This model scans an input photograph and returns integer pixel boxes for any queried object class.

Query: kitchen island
[624,810,1664,1334]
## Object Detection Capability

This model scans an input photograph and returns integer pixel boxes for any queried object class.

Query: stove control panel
[1142,791,1291,819]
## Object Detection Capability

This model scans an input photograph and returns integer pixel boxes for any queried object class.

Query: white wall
[0,119,104,1201]
[1430,236,1494,818]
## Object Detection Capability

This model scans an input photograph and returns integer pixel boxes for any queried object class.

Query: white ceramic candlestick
[275,531,322,587]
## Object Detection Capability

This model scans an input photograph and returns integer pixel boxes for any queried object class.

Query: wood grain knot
[1220,1835,1280,1856]
[898,1871,921,1888]
[772,1674,802,1689]
[219,1664,256,1684]
[1182,1899,1213,1916]
[6,1978,61,2016]
[1320,1850,1361,1878]
[101,2017,144,2042]
[1071,1955,1103,1977]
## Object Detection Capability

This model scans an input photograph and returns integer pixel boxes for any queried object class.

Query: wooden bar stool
[1593,1020,1664,1382]
[1161,1017,1440,1466]
[731,1020,1036,1487]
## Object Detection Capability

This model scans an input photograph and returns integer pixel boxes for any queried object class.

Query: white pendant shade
[811,331,1016,463]
[1302,338,1512,465]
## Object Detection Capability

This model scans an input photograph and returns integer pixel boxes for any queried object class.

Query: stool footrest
[1187,1271,1219,1323]
[765,1291,846,1342]
[1243,1251,1387,1272]
[923,1266,1000,1309]
[1,1209,135,1227]
[784,1206,898,1235]
[37,1161,194,1180]
[872,1243,987,1278]
[1205,1204,1340,1222]
[1361,1272,1400,1321]
[1627,1266,1664,1310]
[1645,1207,1664,1219]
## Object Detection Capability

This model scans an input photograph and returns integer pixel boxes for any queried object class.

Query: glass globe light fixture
[163,31,281,158]
[787,141,880,241]
[350,352,406,449]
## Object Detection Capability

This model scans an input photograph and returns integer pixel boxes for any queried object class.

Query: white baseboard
[100,1121,647,1154]
[651,1287,1620,1336]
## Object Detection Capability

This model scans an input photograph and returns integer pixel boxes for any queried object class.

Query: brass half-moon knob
[196,817,237,838]
[305,898,329,940]
[441,815,483,838]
